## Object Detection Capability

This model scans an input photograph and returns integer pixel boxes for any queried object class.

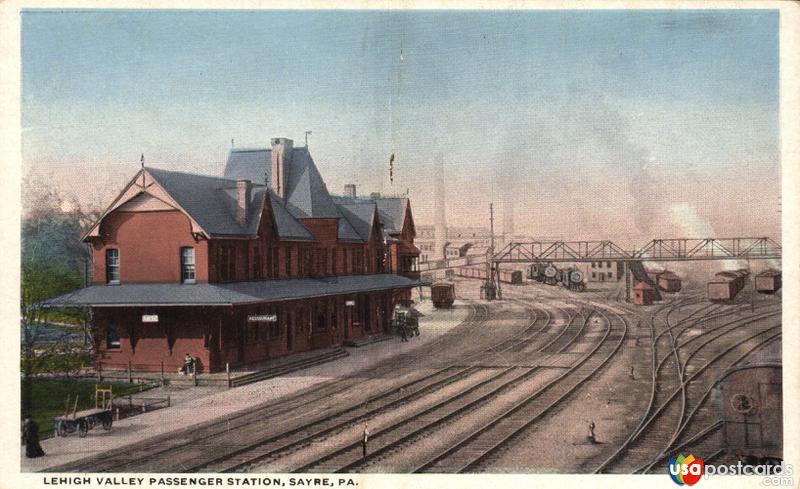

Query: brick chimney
[271,137,293,198]
[236,179,251,226]
[344,184,357,198]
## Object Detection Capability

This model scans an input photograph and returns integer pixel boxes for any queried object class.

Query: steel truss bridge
[492,237,782,264]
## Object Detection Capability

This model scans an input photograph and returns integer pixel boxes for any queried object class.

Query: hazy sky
[22,9,780,245]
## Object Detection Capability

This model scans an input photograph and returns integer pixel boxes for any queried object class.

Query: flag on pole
[389,152,395,183]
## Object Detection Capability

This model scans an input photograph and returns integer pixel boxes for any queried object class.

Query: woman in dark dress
[22,418,45,458]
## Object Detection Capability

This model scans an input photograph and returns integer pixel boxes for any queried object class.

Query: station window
[106,322,120,349]
[592,272,597,279]
[181,247,196,284]
[607,272,613,279]
[106,249,120,284]
[607,261,612,268]
[591,262,596,268]
[285,247,293,277]
[252,246,262,279]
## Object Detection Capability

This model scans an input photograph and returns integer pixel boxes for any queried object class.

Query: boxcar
[498,270,523,285]
[755,269,782,294]
[431,282,456,308]
[456,267,522,285]
[717,344,782,462]
[708,269,749,302]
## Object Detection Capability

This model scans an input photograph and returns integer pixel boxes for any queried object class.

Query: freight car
[431,282,456,308]
[717,343,782,462]
[707,269,750,303]
[455,267,523,285]
[559,267,586,292]
[755,269,782,294]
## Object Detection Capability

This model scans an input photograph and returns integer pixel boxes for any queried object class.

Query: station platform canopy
[39,274,420,308]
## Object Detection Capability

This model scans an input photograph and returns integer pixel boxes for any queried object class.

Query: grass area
[22,351,93,375]
[24,378,146,438]
[36,308,86,326]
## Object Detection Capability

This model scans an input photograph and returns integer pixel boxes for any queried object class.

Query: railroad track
[226,303,602,472]
[410,308,626,473]
[190,300,567,472]
[187,302,559,472]
[592,301,781,474]
[48,301,495,472]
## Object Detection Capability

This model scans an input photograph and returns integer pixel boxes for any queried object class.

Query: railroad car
[431,282,456,308]
[559,267,586,292]
[755,269,782,294]
[455,266,522,285]
[717,345,782,462]
[499,270,523,285]
[708,269,750,302]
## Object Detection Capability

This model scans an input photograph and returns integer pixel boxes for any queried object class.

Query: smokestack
[344,184,357,198]
[235,180,251,226]
[503,197,514,242]
[271,137,293,198]
[433,153,447,260]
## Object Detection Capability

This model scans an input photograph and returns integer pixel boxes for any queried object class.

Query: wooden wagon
[54,385,114,438]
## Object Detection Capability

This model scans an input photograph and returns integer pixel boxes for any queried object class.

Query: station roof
[38,274,420,308]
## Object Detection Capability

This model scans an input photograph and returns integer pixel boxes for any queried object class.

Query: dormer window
[106,249,120,284]
[181,247,196,284]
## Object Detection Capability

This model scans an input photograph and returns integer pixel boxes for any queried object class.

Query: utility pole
[485,203,497,300]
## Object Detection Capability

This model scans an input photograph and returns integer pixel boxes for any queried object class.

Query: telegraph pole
[485,203,497,300]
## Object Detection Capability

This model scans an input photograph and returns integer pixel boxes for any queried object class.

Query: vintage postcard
[1,2,798,489]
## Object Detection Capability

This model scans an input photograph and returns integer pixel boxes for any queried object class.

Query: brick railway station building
[44,137,420,373]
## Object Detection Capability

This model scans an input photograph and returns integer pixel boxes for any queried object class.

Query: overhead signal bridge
[492,237,782,263]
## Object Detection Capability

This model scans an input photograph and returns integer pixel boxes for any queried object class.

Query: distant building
[417,225,493,262]
[587,261,625,282]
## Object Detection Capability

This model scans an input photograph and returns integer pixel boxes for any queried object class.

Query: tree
[20,181,101,418]
[21,260,85,418]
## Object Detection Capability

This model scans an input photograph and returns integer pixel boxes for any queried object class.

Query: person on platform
[180,353,195,375]
[22,418,45,458]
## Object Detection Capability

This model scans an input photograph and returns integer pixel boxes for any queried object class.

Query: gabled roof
[338,202,378,242]
[224,149,271,183]
[268,192,315,241]
[374,197,410,235]
[284,147,341,219]
[225,146,360,241]
[146,167,265,236]
[333,195,411,239]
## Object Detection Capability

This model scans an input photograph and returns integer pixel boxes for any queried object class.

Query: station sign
[248,314,278,322]
[345,300,356,306]
[142,314,159,323]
